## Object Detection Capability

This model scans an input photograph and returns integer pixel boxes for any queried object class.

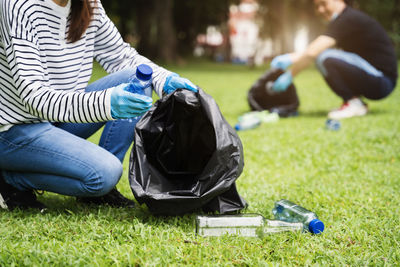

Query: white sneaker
[328,98,368,120]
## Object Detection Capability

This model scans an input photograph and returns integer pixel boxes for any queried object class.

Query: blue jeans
[0,68,152,197]
[316,49,395,101]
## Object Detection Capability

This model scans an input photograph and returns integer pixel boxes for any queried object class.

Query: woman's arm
[93,2,172,97]
[0,1,114,123]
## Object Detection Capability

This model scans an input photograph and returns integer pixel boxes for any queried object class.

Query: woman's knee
[82,154,123,197]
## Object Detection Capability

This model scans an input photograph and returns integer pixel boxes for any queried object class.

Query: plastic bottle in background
[325,119,341,131]
[272,199,325,234]
[234,114,261,131]
[234,111,279,131]
[257,110,279,123]
[196,214,303,238]
[125,64,153,95]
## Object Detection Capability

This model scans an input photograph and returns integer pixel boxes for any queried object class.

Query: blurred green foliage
[102,0,400,59]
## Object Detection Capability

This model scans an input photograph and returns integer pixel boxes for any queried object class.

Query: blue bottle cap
[234,124,240,131]
[309,219,324,234]
[136,64,153,81]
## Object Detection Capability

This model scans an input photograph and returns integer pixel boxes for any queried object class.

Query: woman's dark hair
[67,0,95,43]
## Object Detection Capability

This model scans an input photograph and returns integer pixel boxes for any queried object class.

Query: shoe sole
[0,193,9,210]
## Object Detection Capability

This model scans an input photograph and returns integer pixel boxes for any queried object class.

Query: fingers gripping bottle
[272,199,325,234]
[125,64,153,95]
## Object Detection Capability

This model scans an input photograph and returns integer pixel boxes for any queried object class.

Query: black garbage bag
[247,68,299,117]
[129,88,247,216]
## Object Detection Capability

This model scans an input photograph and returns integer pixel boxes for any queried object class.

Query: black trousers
[316,49,396,101]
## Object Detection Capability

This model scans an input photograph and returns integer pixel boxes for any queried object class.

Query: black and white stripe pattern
[0,0,170,131]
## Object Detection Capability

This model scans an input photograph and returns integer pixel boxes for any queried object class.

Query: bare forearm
[291,53,315,76]
[290,35,336,77]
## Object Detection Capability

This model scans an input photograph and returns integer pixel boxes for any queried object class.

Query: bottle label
[198,227,258,237]
[196,215,264,228]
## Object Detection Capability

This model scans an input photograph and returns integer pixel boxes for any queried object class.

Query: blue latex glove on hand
[270,54,293,70]
[163,73,198,94]
[110,83,153,119]
[272,71,293,92]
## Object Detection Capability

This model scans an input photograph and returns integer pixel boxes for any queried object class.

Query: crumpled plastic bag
[129,88,247,215]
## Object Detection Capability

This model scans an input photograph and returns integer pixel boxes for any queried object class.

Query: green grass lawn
[1,61,399,266]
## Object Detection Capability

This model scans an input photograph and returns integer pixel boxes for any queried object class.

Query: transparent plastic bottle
[265,81,278,95]
[123,64,152,121]
[196,214,303,238]
[125,64,153,95]
[272,199,325,234]
[325,119,341,131]
[234,111,279,131]
[234,115,261,131]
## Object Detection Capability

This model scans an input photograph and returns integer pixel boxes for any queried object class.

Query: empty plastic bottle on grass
[272,199,325,234]
[325,119,341,131]
[125,64,153,95]
[234,114,261,131]
[196,214,303,238]
[235,110,279,131]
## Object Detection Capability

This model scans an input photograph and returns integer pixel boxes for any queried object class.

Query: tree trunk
[117,0,132,41]
[155,0,177,63]
[135,0,156,57]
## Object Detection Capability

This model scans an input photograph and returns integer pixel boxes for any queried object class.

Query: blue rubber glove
[270,54,292,70]
[163,73,198,94]
[110,83,153,119]
[272,71,293,92]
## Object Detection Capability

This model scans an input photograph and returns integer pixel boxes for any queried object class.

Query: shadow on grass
[7,193,197,227]
[298,108,390,118]
[297,110,327,118]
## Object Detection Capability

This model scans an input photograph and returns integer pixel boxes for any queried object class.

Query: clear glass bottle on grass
[196,214,303,238]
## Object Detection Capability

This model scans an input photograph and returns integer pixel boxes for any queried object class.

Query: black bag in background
[247,68,300,117]
[129,88,247,216]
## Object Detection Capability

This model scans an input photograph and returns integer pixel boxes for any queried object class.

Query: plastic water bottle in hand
[272,199,325,234]
[125,64,153,95]
[123,64,153,120]
[196,214,303,238]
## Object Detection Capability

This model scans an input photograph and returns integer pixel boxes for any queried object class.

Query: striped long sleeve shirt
[0,0,171,132]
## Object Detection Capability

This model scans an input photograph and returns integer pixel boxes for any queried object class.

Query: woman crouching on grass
[0,0,197,211]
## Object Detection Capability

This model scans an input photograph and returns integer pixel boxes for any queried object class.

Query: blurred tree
[100,0,238,62]
[100,0,400,60]
[257,0,323,55]
[353,0,400,55]
[257,0,400,56]
[134,0,156,57]
[173,0,238,58]
[156,0,177,62]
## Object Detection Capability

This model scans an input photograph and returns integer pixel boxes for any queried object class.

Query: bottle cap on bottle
[136,64,153,81]
[308,219,324,234]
